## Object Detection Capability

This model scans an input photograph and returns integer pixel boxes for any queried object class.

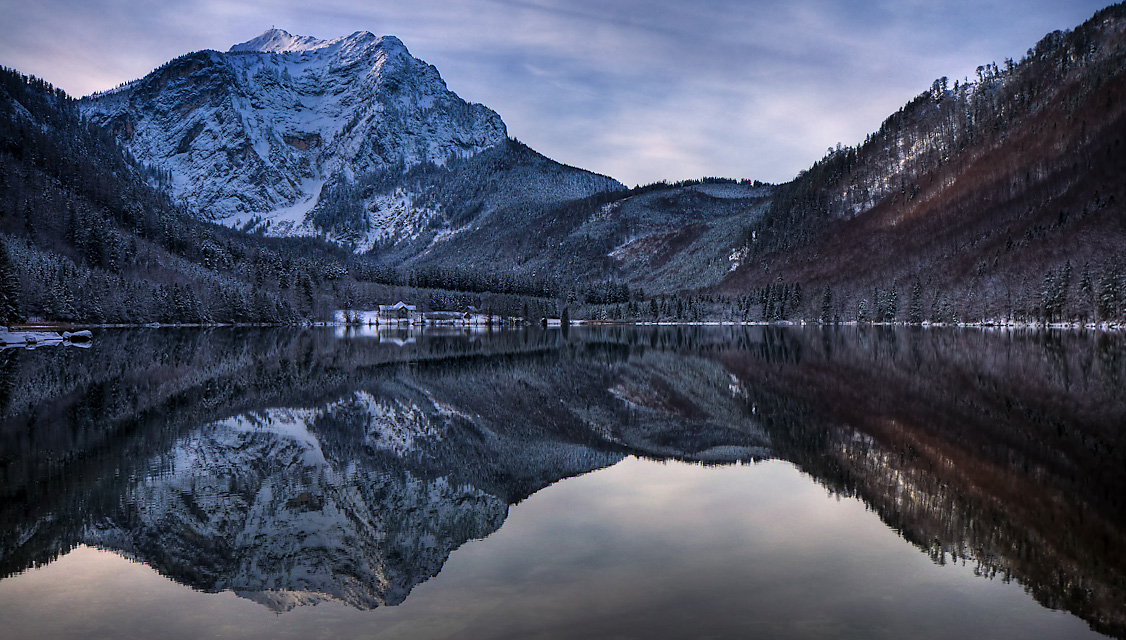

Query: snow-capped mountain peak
[229,28,406,58]
[80,28,508,242]
[229,28,330,53]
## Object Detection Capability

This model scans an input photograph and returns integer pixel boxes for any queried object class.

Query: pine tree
[909,280,923,324]
[0,243,21,325]
[1080,261,1093,321]
[1097,261,1122,321]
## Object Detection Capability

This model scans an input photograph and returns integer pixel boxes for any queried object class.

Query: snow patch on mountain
[366,190,442,245]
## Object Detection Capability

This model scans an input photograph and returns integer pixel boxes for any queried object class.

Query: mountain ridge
[229,27,358,53]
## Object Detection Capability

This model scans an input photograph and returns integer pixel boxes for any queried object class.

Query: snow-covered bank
[1,327,92,348]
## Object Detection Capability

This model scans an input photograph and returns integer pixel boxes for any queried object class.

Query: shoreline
[7,319,1125,332]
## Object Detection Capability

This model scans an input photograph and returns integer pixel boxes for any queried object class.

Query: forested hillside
[352,157,769,292]
[313,138,624,257]
[0,66,375,323]
[723,3,1126,324]
[0,68,568,324]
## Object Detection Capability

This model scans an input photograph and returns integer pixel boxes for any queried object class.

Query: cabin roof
[378,301,416,312]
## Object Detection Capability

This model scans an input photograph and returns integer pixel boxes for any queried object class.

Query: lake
[0,325,1123,639]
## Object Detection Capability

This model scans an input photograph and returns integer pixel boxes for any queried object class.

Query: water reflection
[719,326,1126,638]
[0,326,1123,638]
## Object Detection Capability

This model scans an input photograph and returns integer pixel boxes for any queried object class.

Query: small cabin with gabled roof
[378,301,416,321]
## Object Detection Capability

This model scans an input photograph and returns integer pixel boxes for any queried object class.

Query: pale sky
[0,0,1112,186]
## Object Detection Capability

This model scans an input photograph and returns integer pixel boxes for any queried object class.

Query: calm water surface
[0,326,1122,639]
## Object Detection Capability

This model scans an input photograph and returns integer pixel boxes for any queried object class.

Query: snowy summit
[228,28,333,53]
[79,28,508,244]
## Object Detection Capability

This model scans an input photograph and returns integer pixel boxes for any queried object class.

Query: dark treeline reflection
[0,325,1123,636]
[714,326,1126,639]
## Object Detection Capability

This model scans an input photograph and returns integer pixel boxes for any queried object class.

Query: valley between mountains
[2,4,1126,326]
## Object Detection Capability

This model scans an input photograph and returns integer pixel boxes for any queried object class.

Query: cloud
[0,0,1112,186]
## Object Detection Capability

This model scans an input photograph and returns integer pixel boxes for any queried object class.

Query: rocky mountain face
[79,29,513,240]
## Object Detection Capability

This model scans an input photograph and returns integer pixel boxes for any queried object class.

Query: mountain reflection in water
[0,326,1123,638]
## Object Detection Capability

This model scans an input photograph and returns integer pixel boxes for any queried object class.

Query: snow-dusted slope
[79,29,507,235]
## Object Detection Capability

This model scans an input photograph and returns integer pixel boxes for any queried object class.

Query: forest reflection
[0,325,1123,637]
